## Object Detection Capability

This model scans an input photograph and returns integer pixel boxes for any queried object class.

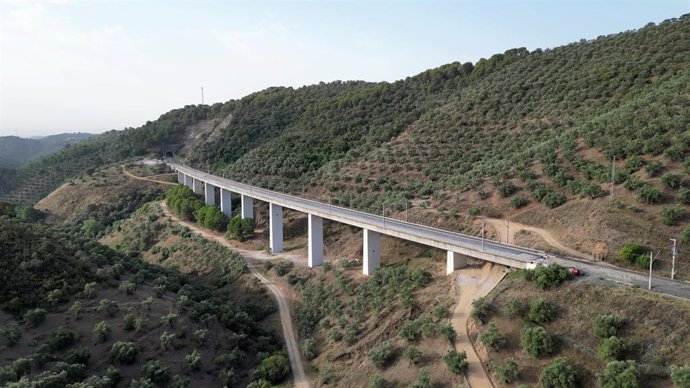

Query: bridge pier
[269,203,283,253]
[220,189,232,217]
[363,229,380,275]
[308,214,323,267]
[205,183,216,205]
[177,172,184,184]
[241,195,254,219]
[446,251,468,275]
[193,179,204,196]
[184,174,193,189]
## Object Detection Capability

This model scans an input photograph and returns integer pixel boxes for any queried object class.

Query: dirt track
[121,165,177,186]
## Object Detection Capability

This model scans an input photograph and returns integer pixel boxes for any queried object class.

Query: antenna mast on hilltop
[201,86,204,105]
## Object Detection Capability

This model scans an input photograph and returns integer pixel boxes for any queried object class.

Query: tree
[521,326,554,357]
[254,352,290,384]
[93,321,110,343]
[110,341,137,364]
[23,308,46,328]
[505,298,526,319]
[594,314,623,338]
[529,298,556,323]
[597,360,640,388]
[661,172,683,189]
[367,341,395,369]
[480,321,506,350]
[660,205,684,226]
[143,359,171,385]
[405,346,423,364]
[637,185,662,204]
[411,368,432,388]
[597,336,627,361]
[443,349,468,374]
[227,217,255,241]
[471,297,490,323]
[539,357,578,388]
[495,357,519,384]
[671,365,690,388]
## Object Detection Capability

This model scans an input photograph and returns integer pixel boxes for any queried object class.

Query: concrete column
[184,175,193,189]
[308,214,324,267]
[446,251,468,275]
[363,229,380,275]
[193,179,204,195]
[177,171,184,184]
[269,203,283,253]
[220,189,232,218]
[204,183,216,205]
[241,195,254,219]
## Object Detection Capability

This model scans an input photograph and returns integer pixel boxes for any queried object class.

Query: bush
[495,357,519,384]
[510,195,528,208]
[50,326,75,351]
[480,321,506,350]
[618,243,650,268]
[405,346,423,364]
[186,350,202,371]
[542,191,567,208]
[274,261,293,276]
[93,321,110,343]
[443,349,468,374]
[637,185,662,204]
[66,347,91,365]
[661,172,684,189]
[439,324,457,345]
[539,357,578,388]
[24,308,47,328]
[497,181,517,197]
[504,298,526,319]
[69,301,84,320]
[660,205,684,226]
[682,226,690,244]
[529,298,556,323]
[432,304,450,319]
[645,160,664,177]
[300,338,318,361]
[254,352,290,384]
[471,297,490,323]
[521,326,554,357]
[227,217,255,241]
[598,360,640,388]
[678,188,690,205]
[399,319,419,342]
[594,314,623,338]
[142,359,171,385]
[598,336,627,361]
[0,324,21,347]
[671,365,690,388]
[97,299,119,317]
[123,313,136,331]
[118,281,136,295]
[160,332,175,351]
[412,368,432,388]
[530,264,572,290]
[371,375,387,388]
[367,341,395,369]
[110,341,137,364]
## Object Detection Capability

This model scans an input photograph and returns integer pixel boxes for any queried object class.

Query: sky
[0,1,688,137]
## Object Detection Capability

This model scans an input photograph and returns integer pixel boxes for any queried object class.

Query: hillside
[0,133,94,169]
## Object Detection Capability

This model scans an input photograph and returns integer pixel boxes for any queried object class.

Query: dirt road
[160,203,310,388]
[451,263,507,388]
[121,165,177,186]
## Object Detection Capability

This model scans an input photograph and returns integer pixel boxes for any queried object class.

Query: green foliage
[662,172,684,189]
[166,185,204,221]
[110,341,137,364]
[93,321,110,343]
[471,297,490,323]
[411,368,432,388]
[539,357,578,388]
[300,338,319,361]
[439,324,457,345]
[371,375,387,388]
[505,298,526,319]
[497,181,517,197]
[273,260,294,276]
[193,205,229,232]
[97,299,119,317]
[510,194,529,208]
[618,243,650,268]
[226,217,255,241]
[521,326,554,357]
[660,205,684,226]
[66,347,91,365]
[142,359,171,385]
[542,192,567,208]
[598,336,627,361]
[23,308,46,328]
[678,187,690,205]
[594,314,623,338]
[529,298,556,323]
[443,349,468,374]
[598,360,640,388]
[671,365,690,388]
[637,185,662,204]
[405,346,423,364]
[480,321,506,350]
[495,357,519,384]
[160,331,175,351]
[50,326,75,351]
[253,352,290,384]
[528,264,572,290]
[69,301,83,319]
[367,341,395,369]
[645,161,664,177]
[185,350,202,372]
[681,225,690,244]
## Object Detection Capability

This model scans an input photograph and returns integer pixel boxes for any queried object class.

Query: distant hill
[0,133,95,168]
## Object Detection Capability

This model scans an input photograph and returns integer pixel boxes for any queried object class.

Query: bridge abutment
[363,229,381,275]
[446,251,468,275]
[269,203,283,253]
[308,214,324,267]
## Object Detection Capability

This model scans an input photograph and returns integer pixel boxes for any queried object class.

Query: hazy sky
[0,1,687,137]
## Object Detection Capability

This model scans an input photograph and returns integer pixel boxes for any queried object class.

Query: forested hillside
[0,133,94,169]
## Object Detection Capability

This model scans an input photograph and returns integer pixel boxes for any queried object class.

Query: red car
[569,267,581,276]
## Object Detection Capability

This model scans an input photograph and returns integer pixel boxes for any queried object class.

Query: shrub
[660,205,684,226]
[480,321,506,350]
[123,313,136,331]
[530,264,572,289]
[510,195,528,208]
[24,308,47,328]
[0,324,21,346]
[539,357,578,388]
[412,368,432,388]
[521,326,554,357]
[83,282,97,298]
[399,319,420,342]
[671,365,690,388]
[598,360,640,388]
[529,298,556,323]
[598,336,627,361]
[443,349,468,374]
[439,324,457,345]
[66,347,91,365]
[118,281,136,295]
[97,299,119,317]
[624,176,644,191]
[186,350,202,372]
[637,185,662,204]
[69,301,84,320]
[50,326,75,351]
[129,377,156,388]
[367,341,395,369]
[495,357,519,384]
[226,217,255,241]
[142,359,171,385]
[542,191,566,208]
[645,160,664,177]
[110,341,137,364]
[160,332,175,351]
[504,298,526,319]
[300,338,318,361]
[432,304,450,319]
[594,314,623,338]
[678,188,690,205]
[371,375,387,388]
[618,243,649,268]
[405,346,423,364]
[497,181,517,197]
[661,172,684,189]
[274,260,293,276]
[160,313,179,327]
[93,321,110,343]
[682,226,690,244]
[254,352,290,383]
[471,297,489,323]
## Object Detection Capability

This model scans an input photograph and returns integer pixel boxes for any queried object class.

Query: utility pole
[349,194,352,210]
[328,196,332,214]
[505,219,510,245]
[481,222,485,250]
[382,205,386,228]
[609,156,616,200]
[201,87,204,105]
[405,202,408,222]
[671,238,677,280]
[648,251,658,290]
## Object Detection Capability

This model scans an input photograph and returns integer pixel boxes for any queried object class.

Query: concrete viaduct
[170,162,543,275]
